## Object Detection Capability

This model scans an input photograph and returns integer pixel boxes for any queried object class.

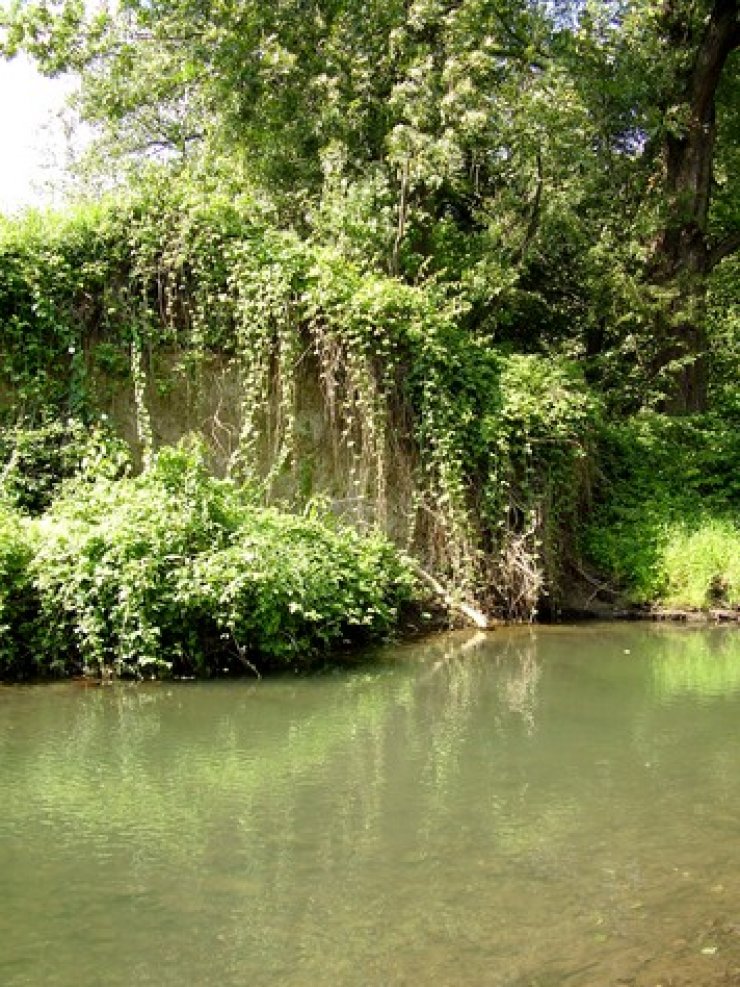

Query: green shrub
[583,412,740,607]
[661,519,740,608]
[0,419,130,514]
[32,443,414,677]
[0,505,43,678]
[184,513,411,671]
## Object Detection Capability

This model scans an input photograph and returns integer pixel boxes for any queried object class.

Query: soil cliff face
[66,345,421,545]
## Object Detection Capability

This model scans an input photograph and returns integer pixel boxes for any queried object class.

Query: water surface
[1,623,739,986]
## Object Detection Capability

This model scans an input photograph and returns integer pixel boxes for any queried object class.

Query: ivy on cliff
[0,183,602,618]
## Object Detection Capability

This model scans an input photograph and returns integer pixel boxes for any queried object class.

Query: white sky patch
[0,54,79,214]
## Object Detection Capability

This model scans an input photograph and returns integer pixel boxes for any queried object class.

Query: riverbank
[1,418,738,682]
[554,603,740,625]
[546,570,740,625]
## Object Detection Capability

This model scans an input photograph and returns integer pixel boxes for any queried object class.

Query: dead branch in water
[410,562,491,629]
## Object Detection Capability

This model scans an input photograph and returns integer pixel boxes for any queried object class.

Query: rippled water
[1,623,739,986]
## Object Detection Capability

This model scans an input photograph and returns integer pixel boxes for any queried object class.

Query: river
[1,623,739,986]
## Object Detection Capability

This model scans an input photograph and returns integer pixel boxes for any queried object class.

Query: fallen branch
[232,636,262,678]
[410,562,491,629]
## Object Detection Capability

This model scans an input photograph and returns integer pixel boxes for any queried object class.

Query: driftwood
[410,563,491,629]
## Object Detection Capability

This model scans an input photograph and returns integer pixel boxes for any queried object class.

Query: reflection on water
[651,628,740,699]
[0,624,739,986]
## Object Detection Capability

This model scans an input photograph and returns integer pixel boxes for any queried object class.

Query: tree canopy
[3,0,736,410]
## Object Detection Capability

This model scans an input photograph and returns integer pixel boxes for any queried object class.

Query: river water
[1,623,739,986]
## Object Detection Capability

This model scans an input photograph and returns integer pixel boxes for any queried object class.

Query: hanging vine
[0,189,600,619]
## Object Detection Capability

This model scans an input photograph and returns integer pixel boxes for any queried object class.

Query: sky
[0,55,78,214]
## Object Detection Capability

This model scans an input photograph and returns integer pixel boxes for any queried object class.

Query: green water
[1,624,740,987]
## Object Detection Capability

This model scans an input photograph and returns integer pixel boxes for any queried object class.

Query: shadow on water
[0,623,739,986]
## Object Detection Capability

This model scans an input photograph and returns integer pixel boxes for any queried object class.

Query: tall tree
[647,0,739,411]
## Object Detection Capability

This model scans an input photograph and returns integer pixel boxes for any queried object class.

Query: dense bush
[660,520,740,608]
[30,444,414,678]
[0,504,42,678]
[0,419,129,513]
[583,412,740,607]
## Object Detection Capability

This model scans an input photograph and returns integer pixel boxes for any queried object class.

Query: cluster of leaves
[0,204,134,411]
[0,442,415,680]
[0,503,40,677]
[0,418,129,513]
[0,185,277,408]
[582,412,740,607]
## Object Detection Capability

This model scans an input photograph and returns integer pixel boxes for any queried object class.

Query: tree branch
[708,229,740,270]
[514,150,544,263]
[409,562,491,629]
[689,0,740,121]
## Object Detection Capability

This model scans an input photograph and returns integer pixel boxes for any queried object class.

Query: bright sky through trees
[0,54,74,213]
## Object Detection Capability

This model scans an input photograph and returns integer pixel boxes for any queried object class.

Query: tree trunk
[650,0,739,414]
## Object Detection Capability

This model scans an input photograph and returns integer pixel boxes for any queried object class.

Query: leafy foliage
[583,412,740,606]
[31,443,414,678]
[0,203,132,411]
[0,503,40,678]
[0,418,129,513]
